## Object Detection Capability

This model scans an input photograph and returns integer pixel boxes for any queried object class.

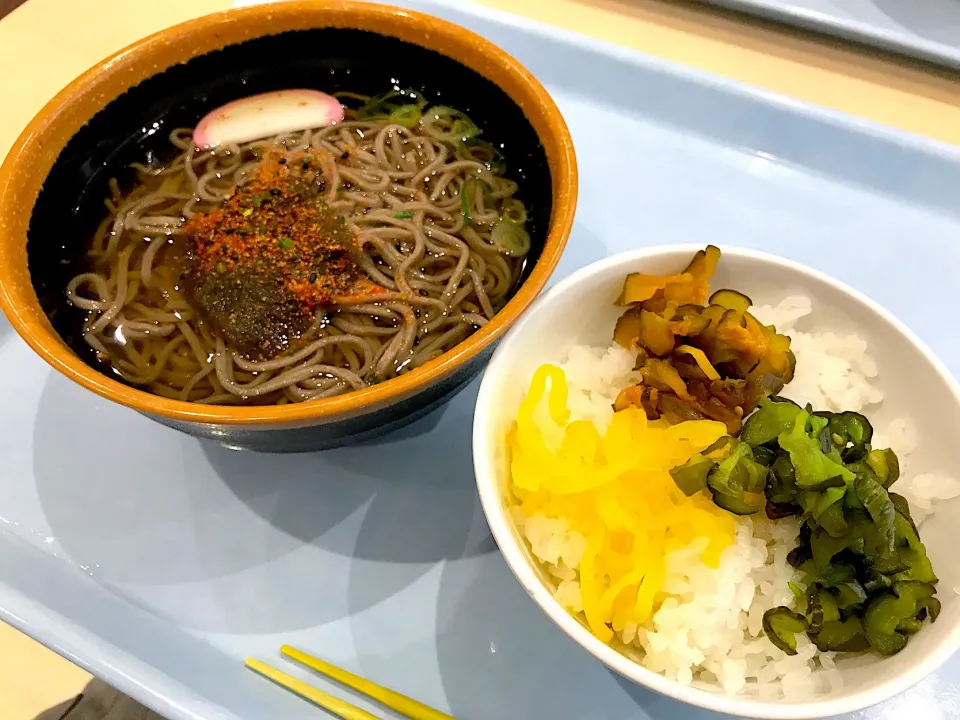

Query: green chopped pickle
[675,392,942,660]
[867,448,901,488]
[856,474,895,553]
[768,452,798,504]
[922,597,942,623]
[740,397,802,447]
[669,454,713,497]
[813,617,869,652]
[864,594,913,655]
[762,608,808,655]
[670,438,768,514]
[799,475,846,493]
[778,410,855,488]
[817,411,874,462]
[804,586,824,634]
[816,499,848,537]
[897,617,923,635]
[835,580,868,609]
[708,441,766,498]
[751,444,778,467]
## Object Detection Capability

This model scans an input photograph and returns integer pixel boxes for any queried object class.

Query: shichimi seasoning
[180,148,385,358]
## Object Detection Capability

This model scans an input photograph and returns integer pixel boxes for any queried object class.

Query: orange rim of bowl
[0,0,577,426]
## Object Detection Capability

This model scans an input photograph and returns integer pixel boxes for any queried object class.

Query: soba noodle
[65,95,530,405]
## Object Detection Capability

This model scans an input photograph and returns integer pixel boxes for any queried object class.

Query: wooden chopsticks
[245,645,456,720]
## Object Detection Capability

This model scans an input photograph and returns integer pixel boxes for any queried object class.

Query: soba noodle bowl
[65,91,531,405]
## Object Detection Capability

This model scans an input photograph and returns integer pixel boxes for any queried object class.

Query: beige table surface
[2,0,960,718]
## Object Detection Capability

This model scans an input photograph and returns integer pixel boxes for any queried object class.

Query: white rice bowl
[472,246,960,718]
[512,295,959,699]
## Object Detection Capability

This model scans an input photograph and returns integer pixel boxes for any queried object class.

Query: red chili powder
[180,148,386,357]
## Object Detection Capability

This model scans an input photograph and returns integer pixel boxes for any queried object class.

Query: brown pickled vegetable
[612,246,796,434]
[616,246,719,306]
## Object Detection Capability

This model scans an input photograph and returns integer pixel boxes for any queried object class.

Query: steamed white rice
[514,295,960,698]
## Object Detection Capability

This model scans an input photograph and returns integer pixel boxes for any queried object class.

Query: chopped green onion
[422,105,481,142]
[394,211,413,219]
[490,221,531,258]
[501,198,527,226]
[452,118,480,139]
[388,104,422,129]
[242,208,254,217]
[356,89,427,119]
[277,236,295,251]
[461,138,506,174]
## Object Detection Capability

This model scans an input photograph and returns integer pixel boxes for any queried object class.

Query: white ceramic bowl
[472,245,960,719]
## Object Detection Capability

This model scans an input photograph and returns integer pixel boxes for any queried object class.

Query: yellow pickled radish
[508,363,738,644]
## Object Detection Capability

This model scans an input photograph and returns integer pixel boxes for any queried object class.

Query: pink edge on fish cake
[193,89,344,149]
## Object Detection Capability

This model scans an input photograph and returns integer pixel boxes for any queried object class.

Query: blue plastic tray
[700,0,960,70]
[3,0,960,718]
